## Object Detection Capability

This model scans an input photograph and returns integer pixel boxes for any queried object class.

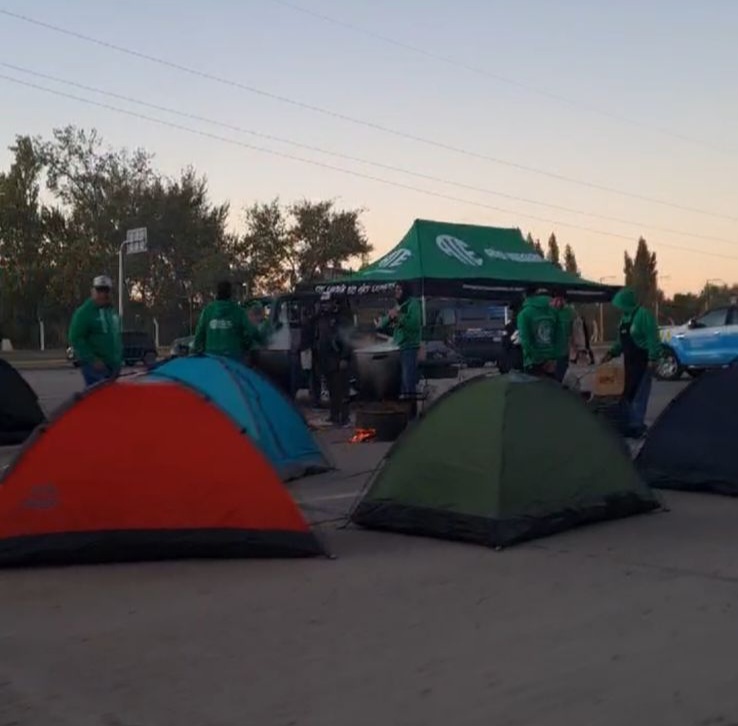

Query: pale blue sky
[1,0,737,292]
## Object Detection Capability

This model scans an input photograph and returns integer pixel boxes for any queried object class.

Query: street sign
[125,227,148,255]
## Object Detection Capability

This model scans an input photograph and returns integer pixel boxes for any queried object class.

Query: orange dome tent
[0,379,324,565]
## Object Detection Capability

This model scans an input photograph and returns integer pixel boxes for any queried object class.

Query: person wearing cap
[194,280,264,360]
[602,287,662,438]
[516,288,559,376]
[68,275,123,387]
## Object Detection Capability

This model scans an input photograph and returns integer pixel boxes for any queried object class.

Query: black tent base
[352,493,660,549]
[0,528,325,567]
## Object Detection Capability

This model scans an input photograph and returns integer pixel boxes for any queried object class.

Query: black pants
[327,367,349,424]
[309,354,323,407]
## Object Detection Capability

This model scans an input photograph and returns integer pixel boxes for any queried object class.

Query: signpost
[119,228,148,319]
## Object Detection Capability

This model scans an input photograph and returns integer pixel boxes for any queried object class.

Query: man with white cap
[68,275,123,387]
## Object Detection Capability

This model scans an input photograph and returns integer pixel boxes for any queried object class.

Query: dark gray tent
[0,359,45,445]
[636,365,738,495]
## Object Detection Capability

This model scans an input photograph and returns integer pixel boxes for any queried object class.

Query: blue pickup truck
[657,305,738,380]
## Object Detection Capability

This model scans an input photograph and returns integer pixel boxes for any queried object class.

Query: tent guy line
[2,7,737,223]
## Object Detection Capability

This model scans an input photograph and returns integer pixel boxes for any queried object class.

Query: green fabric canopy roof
[314,219,615,301]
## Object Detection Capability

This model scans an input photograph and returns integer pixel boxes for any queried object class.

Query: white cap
[93,275,113,289]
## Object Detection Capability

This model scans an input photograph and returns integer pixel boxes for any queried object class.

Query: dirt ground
[2,369,735,726]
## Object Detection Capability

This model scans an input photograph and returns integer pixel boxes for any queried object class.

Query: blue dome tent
[148,356,331,480]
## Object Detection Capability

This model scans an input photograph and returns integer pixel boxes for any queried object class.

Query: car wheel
[656,347,683,381]
[143,351,157,368]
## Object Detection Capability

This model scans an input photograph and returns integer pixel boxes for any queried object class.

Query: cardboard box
[593,364,624,397]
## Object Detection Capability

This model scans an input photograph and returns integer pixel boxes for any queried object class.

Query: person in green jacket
[68,275,123,388]
[602,287,662,438]
[516,289,559,376]
[377,282,422,399]
[194,281,264,360]
[551,293,575,383]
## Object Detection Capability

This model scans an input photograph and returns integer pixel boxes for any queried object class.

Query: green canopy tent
[312,219,615,302]
[351,374,659,548]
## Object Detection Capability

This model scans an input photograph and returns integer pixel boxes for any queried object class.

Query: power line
[268,0,735,156]
[4,61,736,249]
[1,7,736,224]
[3,71,738,263]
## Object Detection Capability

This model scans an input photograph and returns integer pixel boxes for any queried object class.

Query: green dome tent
[351,374,659,547]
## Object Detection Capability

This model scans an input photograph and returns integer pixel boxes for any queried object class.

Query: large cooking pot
[354,343,401,401]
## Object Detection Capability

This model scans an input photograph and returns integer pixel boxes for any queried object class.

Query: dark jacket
[317,317,351,373]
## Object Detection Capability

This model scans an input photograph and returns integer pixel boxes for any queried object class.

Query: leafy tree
[0,136,54,344]
[288,199,370,285]
[235,199,292,295]
[563,244,580,276]
[546,233,561,268]
[236,198,371,293]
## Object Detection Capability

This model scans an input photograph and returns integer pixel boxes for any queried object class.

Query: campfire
[349,428,377,444]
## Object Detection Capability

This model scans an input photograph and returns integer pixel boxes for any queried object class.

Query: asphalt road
[7,369,738,726]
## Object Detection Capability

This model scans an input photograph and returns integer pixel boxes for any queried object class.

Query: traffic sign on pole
[125,227,148,255]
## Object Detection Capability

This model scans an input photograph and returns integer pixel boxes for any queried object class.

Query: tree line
[0,128,734,347]
[0,127,371,346]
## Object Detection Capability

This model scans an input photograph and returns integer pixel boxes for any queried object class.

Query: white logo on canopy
[485,248,545,263]
[376,248,412,272]
[436,235,483,266]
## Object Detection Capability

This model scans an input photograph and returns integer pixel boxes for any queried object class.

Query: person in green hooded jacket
[194,281,264,360]
[602,287,662,437]
[516,289,559,376]
[69,275,123,388]
[551,293,575,382]
[377,282,422,398]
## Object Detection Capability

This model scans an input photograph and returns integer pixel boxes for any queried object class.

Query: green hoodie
[516,295,559,368]
[194,300,264,358]
[608,288,662,361]
[554,303,575,359]
[378,297,422,349]
[68,298,123,368]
